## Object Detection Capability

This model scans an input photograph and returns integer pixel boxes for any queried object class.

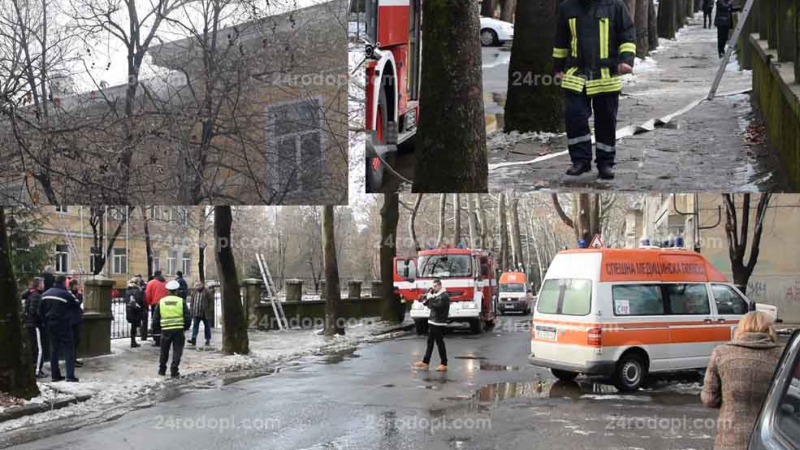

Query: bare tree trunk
[481,0,496,18]
[214,206,249,355]
[453,194,462,247]
[467,194,478,248]
[500,0,515,22]
[413,0,488,192]
[322,206,342,336]
[380,194,402,322]
[498,193,509,271]
[0,207,39,399]
[723,194,772,294]
[409,194,423,252]
[476,195,488,249]
[504,0,563,132]
[648,0,659,51]
[510,196,524,270]
[143,208,153,279]
[635,0,650,57]
[436,194,446,247]
[658,0,677,39]
[197,208,206,284]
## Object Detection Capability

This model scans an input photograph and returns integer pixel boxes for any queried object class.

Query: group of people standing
[22,266,84,382]
[124,270,214,377]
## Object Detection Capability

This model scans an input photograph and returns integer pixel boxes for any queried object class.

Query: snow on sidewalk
[0,318,410,433]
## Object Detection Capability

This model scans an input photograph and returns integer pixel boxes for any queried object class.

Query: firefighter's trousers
[564,90,620,167]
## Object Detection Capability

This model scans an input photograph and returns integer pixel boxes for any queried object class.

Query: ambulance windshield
[537,279,592,316]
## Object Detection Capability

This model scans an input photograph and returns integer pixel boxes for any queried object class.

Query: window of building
[613,285,665,316]
[666,284,711,315]
[55,205,68,213]
[55,244,69,273]
[267,97,324,194]
[152,252,161,273]
[108,207,126,221]
[89,246,102,274]
[112,248,128,275]
[167,250,178,275]
[182,252,191,276]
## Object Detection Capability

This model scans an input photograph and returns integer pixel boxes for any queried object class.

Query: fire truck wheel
[414,319,428,335]
[366,83,390,193]
[480,28,499,47]
[470,318,484,334]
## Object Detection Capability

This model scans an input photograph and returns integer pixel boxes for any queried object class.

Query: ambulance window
[666,284,711,315]
[612,285,665,316]
[711,285,748,315]
[537,279,591,316]
[776,350,800,446]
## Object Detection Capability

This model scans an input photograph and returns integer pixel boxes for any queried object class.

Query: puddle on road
[479,364,519,371]
[454,355,487,360]
[312,348,361,365]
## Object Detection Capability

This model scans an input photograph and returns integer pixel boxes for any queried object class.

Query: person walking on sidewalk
[188,281,213,347]
[701,311,783,450]
[67,279,84,368]
[23,277,47,378]
[703,0,715,28]
[145,271,169,346]
[153,280,190,378]
[175,271,188,301]
[715,0,734,58]
[39,275,80,382]
[413,279,450,372]
[125,278,146,348]
[552,0,636,180]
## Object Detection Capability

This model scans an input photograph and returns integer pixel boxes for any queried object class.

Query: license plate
[535,326,557,341]
[506,304,515,309]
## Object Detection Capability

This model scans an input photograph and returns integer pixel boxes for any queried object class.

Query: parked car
[749,329,800,450]
[480,17,514,47]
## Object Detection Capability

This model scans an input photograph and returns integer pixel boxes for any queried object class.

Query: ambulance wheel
[551,369,579,382]
[613,353,647,392]
[470,318,484,334]
[366,83,389,193]
[415,319,428,335]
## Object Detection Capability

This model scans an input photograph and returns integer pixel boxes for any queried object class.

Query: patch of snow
[488,130,563,150]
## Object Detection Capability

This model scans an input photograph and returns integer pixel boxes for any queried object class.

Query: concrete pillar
[285,279,303,302]
[241,278,263,329]
[778,0,797,62]
[347,280,362,299]
[81,278,114,357]
[370,281,383,298]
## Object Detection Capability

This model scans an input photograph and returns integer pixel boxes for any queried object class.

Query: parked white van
[529,248,778,391]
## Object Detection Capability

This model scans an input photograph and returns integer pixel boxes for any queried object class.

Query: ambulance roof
[499,272,527,284]
[557,248,728,283]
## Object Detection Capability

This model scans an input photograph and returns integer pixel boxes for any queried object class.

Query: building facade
[29,206,202,290]
[625,194,800,323]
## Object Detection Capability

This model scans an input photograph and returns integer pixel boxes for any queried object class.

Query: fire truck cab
[363,0,422,192]
[394,247,498,334]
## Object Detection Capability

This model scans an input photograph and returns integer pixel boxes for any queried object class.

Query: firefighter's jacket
[553,0,636,96]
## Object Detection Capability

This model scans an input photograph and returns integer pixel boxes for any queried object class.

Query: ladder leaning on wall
[255,253,288,330]
[55,213,87,276]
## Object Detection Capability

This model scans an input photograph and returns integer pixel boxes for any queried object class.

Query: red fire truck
[363,0,422,192]
[394,247,498,334]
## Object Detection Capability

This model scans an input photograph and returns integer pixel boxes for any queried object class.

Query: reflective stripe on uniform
[561,67,585,93]
[619,43,637,54]
[586,76,622,95]
[569,18,578,57]
[553,47,569,58]
[160,296,185,330]
[599,18,609,61]
[568,134,592,145]
[596,142,616,151]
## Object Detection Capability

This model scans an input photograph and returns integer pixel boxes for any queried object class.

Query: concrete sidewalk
[489,13,792,192]
[0,318,412,436]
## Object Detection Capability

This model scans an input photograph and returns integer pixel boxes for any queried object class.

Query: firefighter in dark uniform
[553,0,636,180]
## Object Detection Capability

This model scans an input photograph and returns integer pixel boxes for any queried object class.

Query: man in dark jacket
[41,265,55,291]
[715,0,734,57]
[126,278,146,348]
[553,0,636,180]
[67,279,84,368]
[23,277,46,378]
[188,281,214,347]
[413,279,450,372]
[39,275,80,382]
[153,280,191,378]
[703,0,715,28]
[175,271,188,301]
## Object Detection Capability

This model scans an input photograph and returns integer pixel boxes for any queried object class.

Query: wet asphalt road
[9,314,719,450]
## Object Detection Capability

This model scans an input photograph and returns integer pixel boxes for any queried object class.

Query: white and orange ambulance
[529,247,778,391]
[498,272,533,315]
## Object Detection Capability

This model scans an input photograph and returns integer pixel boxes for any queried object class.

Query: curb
[0,394,92,424]
[371,323,415,336]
